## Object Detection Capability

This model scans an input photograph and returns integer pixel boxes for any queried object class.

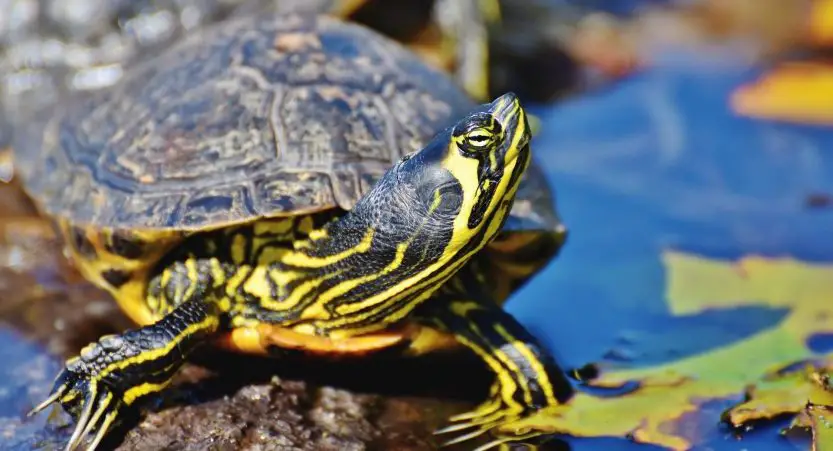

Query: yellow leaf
[527,252,833,450]
[730,62,833,125]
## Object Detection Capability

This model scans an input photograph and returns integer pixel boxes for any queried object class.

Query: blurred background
[1,1,832,450]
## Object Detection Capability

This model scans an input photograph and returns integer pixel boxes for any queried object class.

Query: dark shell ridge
[14,14,477,230]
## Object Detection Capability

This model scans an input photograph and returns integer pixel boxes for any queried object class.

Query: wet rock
[116,377,464,451]
[0,0,243,148]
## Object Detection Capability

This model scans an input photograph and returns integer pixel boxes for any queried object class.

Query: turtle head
[298,93,532,321]
[382,91,532,257]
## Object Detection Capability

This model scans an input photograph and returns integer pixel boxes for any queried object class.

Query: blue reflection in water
[506,66,832,450]
[0,326,65,450]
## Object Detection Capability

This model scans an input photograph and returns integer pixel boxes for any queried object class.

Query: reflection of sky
[507,66,833,449]
[0,327,64,450]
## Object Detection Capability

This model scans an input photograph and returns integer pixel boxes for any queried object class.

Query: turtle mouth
[490,92,529,169]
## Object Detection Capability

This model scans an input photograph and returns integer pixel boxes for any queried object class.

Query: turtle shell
[13,14,481,231]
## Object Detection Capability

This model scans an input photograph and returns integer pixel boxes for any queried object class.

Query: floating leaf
[520,251,833,450]
[725,366,833,426]
[790,400,833,451]
[730,62,833,125]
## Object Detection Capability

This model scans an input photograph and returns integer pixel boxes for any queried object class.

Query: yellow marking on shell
[494,324,559,406]
[258,323,411,355]
[55,219,181,326]
[292,323,317,335]
[255,219,294,236]
[231,233,247,263]
[221,323,416,356]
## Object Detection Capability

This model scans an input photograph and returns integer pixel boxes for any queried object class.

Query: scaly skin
[418,270,573,449]
[31,93,572,450]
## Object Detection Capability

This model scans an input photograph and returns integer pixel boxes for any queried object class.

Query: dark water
[509,66,832,450]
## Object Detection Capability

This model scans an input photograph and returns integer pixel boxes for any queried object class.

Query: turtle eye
[463,128,495,150]
[454,113,503,155]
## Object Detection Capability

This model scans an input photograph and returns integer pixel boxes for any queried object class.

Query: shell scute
[12,14,488,231]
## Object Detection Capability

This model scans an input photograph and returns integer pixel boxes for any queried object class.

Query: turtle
[16,13,573,451]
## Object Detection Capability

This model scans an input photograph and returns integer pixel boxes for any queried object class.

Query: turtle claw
[28,383,68,417]
[435,392,549,450]
[439,426,491,447]
[31,365,122,451]
[472,438,536,451]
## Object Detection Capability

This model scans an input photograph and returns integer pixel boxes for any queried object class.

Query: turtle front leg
[29,298,222,451]
[416,292,573,449]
